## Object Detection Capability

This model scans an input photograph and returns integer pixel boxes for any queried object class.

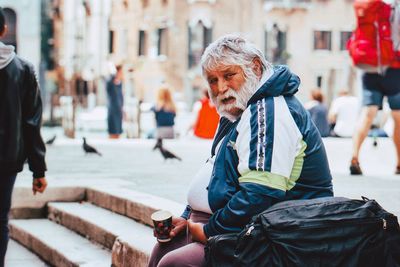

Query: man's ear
[252,58,262,79]
[0,25,8,38]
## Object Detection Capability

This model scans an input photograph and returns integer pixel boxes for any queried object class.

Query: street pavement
[17,130,400,217]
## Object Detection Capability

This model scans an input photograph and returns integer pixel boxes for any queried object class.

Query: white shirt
[329,96,360,137]
[186,156,215,214]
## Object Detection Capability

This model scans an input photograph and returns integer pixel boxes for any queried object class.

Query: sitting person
[148,34,333,267]
[152,85,177,139]
[305,89,330,137]
[328,89,360,138]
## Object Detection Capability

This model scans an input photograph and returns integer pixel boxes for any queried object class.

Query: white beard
[210,72,260,122]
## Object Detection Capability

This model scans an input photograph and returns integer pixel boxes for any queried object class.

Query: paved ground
[7,130,400,266]
[16,130,400,217]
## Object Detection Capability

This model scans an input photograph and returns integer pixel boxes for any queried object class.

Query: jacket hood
[0,42,16,69]
[247,65,300,105]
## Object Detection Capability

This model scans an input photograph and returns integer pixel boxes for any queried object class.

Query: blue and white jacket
[203,65,333,237]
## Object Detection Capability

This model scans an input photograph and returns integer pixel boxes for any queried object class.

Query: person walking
[152,85,177,139]
[106,65,124,139]
[0,8,47,267]
[349,0,400,175]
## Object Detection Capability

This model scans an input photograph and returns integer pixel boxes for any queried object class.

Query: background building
[263,0,357,103]
[52,0,112,107]
[109,0,357,106]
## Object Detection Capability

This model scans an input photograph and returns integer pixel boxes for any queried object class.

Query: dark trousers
[0,173,17,267]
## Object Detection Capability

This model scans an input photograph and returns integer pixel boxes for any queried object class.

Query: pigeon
[153,138,163,150]
[82,137,102,156]
[45,135,57,145]
[153,138,181,161]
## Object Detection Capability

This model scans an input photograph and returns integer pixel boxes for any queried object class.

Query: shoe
[396,166,400,175]
[350,158,363,175]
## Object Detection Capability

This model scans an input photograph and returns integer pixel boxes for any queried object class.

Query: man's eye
[225,73,235,79]
[209,78,217,84]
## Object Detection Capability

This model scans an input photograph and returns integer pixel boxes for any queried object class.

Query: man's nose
[217,79,229,95]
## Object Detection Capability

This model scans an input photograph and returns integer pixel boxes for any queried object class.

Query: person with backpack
[0,7,47,266]
[348,0,400,175]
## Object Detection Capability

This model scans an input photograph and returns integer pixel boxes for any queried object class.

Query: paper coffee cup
[151,210,173,242]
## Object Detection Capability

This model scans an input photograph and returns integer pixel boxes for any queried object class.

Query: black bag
[205,197,400,267]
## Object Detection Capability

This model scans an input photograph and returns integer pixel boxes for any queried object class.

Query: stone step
[9,219,111,267]
[5,239,49,267]
[86,186,185,227]
[47,202,156,266]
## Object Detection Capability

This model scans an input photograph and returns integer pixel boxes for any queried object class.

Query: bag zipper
[245,224,255,236]
[267,217,388,232]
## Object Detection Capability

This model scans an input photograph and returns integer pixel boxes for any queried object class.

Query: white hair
[201,34,272,78]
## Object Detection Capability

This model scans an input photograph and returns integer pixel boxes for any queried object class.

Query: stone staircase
[9,185,185,267]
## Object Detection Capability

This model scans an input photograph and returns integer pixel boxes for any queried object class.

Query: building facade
[52,0,112,107]
[109,0,263,105]
[109,0,357,106]
[263,0,357,103]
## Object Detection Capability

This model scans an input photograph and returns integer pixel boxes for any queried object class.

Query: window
[157,28,168,56]
[2,8,17,52]
[138,30,147,56]
[265,24,287,64]
[188,22,212,68]
[340,31,352,50]
[314,31,332,50]
[109,30,114,53]
[317,75,323,88]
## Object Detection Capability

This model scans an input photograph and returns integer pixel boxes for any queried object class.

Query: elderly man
[0,7,47,266]
[148,34,333,267]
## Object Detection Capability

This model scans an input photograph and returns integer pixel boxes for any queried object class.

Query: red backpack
[347,0,395,72]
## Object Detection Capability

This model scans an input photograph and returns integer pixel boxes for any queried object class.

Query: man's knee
[157,248,204,267]
[157,252,181,267]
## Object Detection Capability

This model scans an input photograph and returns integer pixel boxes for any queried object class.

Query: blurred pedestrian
[305,89,330,137]
[0,8,47,267]
[350,70,400,175]
[152,85,176,139]
[189,88,220,139]
[106,65,124,139]
[328,89,360,137]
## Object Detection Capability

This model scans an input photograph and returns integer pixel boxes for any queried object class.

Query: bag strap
[393,1,400,52]
[375,7,383,74]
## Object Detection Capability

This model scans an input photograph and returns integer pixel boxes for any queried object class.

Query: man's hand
[32,177,47,195]
[188,220,207,244]
[170,216,188,238]
[153,216,188,240]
